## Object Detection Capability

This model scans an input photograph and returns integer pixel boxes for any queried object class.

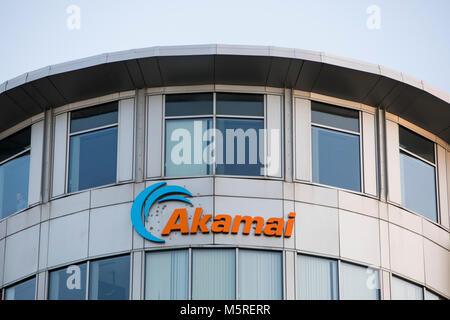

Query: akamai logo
[131,182,296,243]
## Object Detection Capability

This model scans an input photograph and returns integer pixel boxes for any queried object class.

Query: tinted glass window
[192,249,235,300]
[391,276,423,300]
[49,263,87,300]
[89,255,130,300]
[70,102,118,133]
[312,126,361,192]
[0,127,31,163]
[165,118,213,176]
[165,93,213,116]
[5,277,36,300]
[145,250,188,300]
[216,93,264,116]
[0,152,30,219]
[400,151,437,221]
[399,126,435,163]
[340,263,380,300]
[297,255,338,300]
[238,250,282,300]
[216,118,264,176]
[311,102,359,132]
[68,127,118,193]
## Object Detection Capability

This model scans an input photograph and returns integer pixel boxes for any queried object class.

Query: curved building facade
[0,45,449,300]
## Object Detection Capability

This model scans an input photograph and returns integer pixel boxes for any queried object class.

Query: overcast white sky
[1,0,449,93]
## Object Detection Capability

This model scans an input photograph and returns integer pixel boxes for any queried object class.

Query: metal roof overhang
[0,44,449,142]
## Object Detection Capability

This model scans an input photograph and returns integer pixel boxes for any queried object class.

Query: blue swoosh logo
[130,182,193,243]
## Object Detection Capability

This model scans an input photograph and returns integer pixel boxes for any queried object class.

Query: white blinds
[238,249,282,300]
[145,250,188,300]
[192,249,235,300]
[297,254,338,300]
[340,262,380,300]
[391,275,424,300]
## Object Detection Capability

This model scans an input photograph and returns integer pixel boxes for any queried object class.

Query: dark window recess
[70,102,118,133]
[0,127,31,163]
[399,126,435,163]
[311,101,359,133]
[216,93,264,116]
[165,93,213,116]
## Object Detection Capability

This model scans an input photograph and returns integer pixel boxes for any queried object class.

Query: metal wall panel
[146,95,163,178]
[28,121,44,205]
[266,95,282,178]
[294,98,311,181]
[362,112,377,196]
[51,113,68,197]
[118,98,135,182]
[437,145,449,228]
[385,120,402,204]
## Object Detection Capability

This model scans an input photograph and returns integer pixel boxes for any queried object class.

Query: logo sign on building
[131,182,296,243]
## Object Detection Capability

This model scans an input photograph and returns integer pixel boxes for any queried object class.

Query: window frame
[65,104,120,194]
[398,126,440,224]
[310,102,364,194]
[162,91,268,179]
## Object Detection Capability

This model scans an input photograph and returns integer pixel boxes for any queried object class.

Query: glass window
[49,263,87,300]
[425,290,443,300]
[145,250,188,300]
[312,126,361,191]
[216,93,264,116]
[165,93,213,117]
[311,101,359,133]
[238,249,282,300]
[68,103,118,193]
[5,277,36,300]
[164,93,265,178]
[192,249,235,300]
[340,262,380,300]
[399,127,437,222]
[391,276,424,300]
[399,126,435,163]
[216,118,264,176]
[297,254,338,300]
[89,255,130,300]
[165,118,213,177]
[0,127,31,219]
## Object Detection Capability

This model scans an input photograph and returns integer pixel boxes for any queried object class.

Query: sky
[0,0,449,93]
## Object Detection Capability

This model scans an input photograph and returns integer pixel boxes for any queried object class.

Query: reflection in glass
[399,126,435,163]
[68,127,118,193]
[216,118,264,176]
[192,249,235,300]
[89,255,130,300]
[391,276,423,300]
[165,93,213,117]
[216,93,264,116]
[49,263,87,300]
[297,255,338,300]
[70,102,118,133]
[0,127,31,163]
[312,126,361,192]
[5,277,36,300]
[400,151,437,222]
[0,152,30,219]
[340,262,380,300]
[165,118,212,177]
[238,250,282,300]
[145,250,188,300]
[311,102,359,132]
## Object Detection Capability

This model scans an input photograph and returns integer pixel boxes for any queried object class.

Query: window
[0,127,31,219]
[399,126,437,222]
[297,254,338,300]
[311,102,361,192]
[238,249,282,300]
[89,255,130,300]
[164,93,265,177]
[391,275,424,300]
[48,263,87,300]
[145,250,188,300]
[425,289,444,300]
[340,262,380,300]
[5,277,36,300]
[68,102,118,193]
[192,249,236,300]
